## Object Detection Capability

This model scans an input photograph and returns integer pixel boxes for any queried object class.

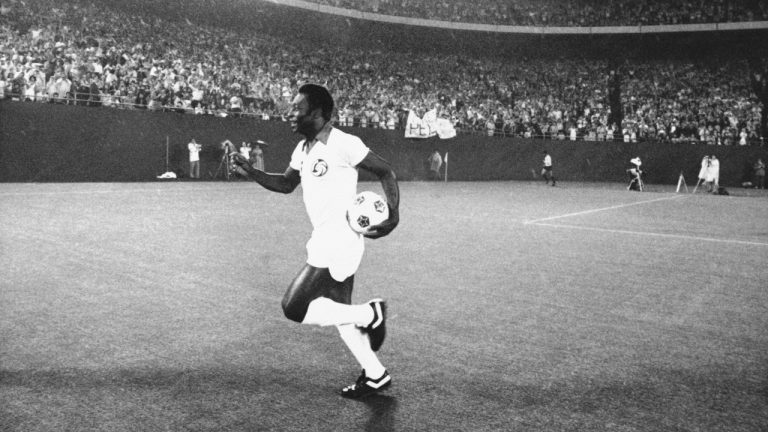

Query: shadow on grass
[2,366,767,431]
[360,394,398,432]
[0,367,291,429]
[0,366,400,431]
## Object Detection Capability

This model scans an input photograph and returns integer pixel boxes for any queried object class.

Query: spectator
[427,149,443,181]
[0,0,763,146]
[698,155,710,189]
[753,158,765,189]
[190,80,205,112]
[250,142,265,171]
[239,141,251,162]
[306,0,768,26]
[188,138,202,179]
[229,93,243,118]
[541,150,556,186]
[708,155,721,192]
[0,72,6,100]
[23,75,36,101]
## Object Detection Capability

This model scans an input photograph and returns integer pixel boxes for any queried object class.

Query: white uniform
[698,157,709,180]
[290,128,369,281]
[708,158,720,185]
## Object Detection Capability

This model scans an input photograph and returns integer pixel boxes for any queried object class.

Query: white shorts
[305,223,364,282]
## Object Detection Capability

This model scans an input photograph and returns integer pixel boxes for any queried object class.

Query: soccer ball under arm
[346,191,390,233]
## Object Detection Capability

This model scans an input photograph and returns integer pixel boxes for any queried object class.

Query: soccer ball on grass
[347,191,389,233]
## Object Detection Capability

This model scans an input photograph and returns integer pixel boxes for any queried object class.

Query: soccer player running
[230,84,400,398]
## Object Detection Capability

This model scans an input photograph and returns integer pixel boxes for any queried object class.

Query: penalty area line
[529,221,768,247]
[524,194,686,225]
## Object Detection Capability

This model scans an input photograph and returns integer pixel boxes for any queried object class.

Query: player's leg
[298,230,388,351]
[302,266,388,352]
[283,265,388,355]
[331,276,390,398]
[283,266,390,397]
[282,264,374,327]
[329,276,390,397]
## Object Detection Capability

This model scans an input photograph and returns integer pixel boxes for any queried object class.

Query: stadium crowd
[308,0,768,26]
[0,0,764,144]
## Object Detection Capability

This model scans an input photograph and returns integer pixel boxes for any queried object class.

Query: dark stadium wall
[2,100,766,185]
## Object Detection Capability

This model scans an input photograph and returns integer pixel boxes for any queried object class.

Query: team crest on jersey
[311,159,328,177]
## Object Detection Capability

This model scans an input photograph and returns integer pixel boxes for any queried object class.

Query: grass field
[1,181,767,432]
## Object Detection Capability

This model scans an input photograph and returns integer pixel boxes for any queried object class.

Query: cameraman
[220,139,239,178]
[188,138,202,179]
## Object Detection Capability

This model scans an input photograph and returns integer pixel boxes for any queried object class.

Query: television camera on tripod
[214,139,238,180]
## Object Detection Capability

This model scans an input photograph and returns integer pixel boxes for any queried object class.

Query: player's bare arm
[231,153,300,194]
[357,150,399,239]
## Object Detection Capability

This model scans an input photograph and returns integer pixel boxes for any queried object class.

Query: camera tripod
[213,150,232,180]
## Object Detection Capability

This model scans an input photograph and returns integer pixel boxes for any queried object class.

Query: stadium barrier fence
[3,91,764,146]
[1,99,766,185]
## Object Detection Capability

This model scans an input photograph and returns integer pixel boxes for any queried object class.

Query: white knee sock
[337,324,386,378]
[301,297,374,327]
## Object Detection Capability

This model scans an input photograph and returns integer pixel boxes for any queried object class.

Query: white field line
[523,194,686,225]
[529,221,768,247]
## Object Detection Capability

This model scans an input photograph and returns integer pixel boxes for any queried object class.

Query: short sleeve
[289,141,305,171]
[341,135,370,167]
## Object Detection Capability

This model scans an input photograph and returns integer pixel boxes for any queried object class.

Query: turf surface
[1,181,767,431]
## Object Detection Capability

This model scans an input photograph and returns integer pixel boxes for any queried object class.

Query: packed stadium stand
[1,0,767,145]
[306,0,768,26]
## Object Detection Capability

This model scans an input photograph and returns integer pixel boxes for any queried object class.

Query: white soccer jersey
[289,127,370,281]
[290,127,369,230]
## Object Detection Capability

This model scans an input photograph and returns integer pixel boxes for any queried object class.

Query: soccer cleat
[365,299,387,352]
[340,370,391,399]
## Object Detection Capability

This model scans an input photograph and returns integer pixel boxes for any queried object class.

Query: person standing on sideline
[753,158,765,189]
[230,84,400,399]
[698,155,710,190]
[239,141,251,162]
[542,150,556,186]
[627,157,643,191]
[250,142,265,171]
[188,138,202,179]
[427,149,442,180]
[708,155,720,193]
